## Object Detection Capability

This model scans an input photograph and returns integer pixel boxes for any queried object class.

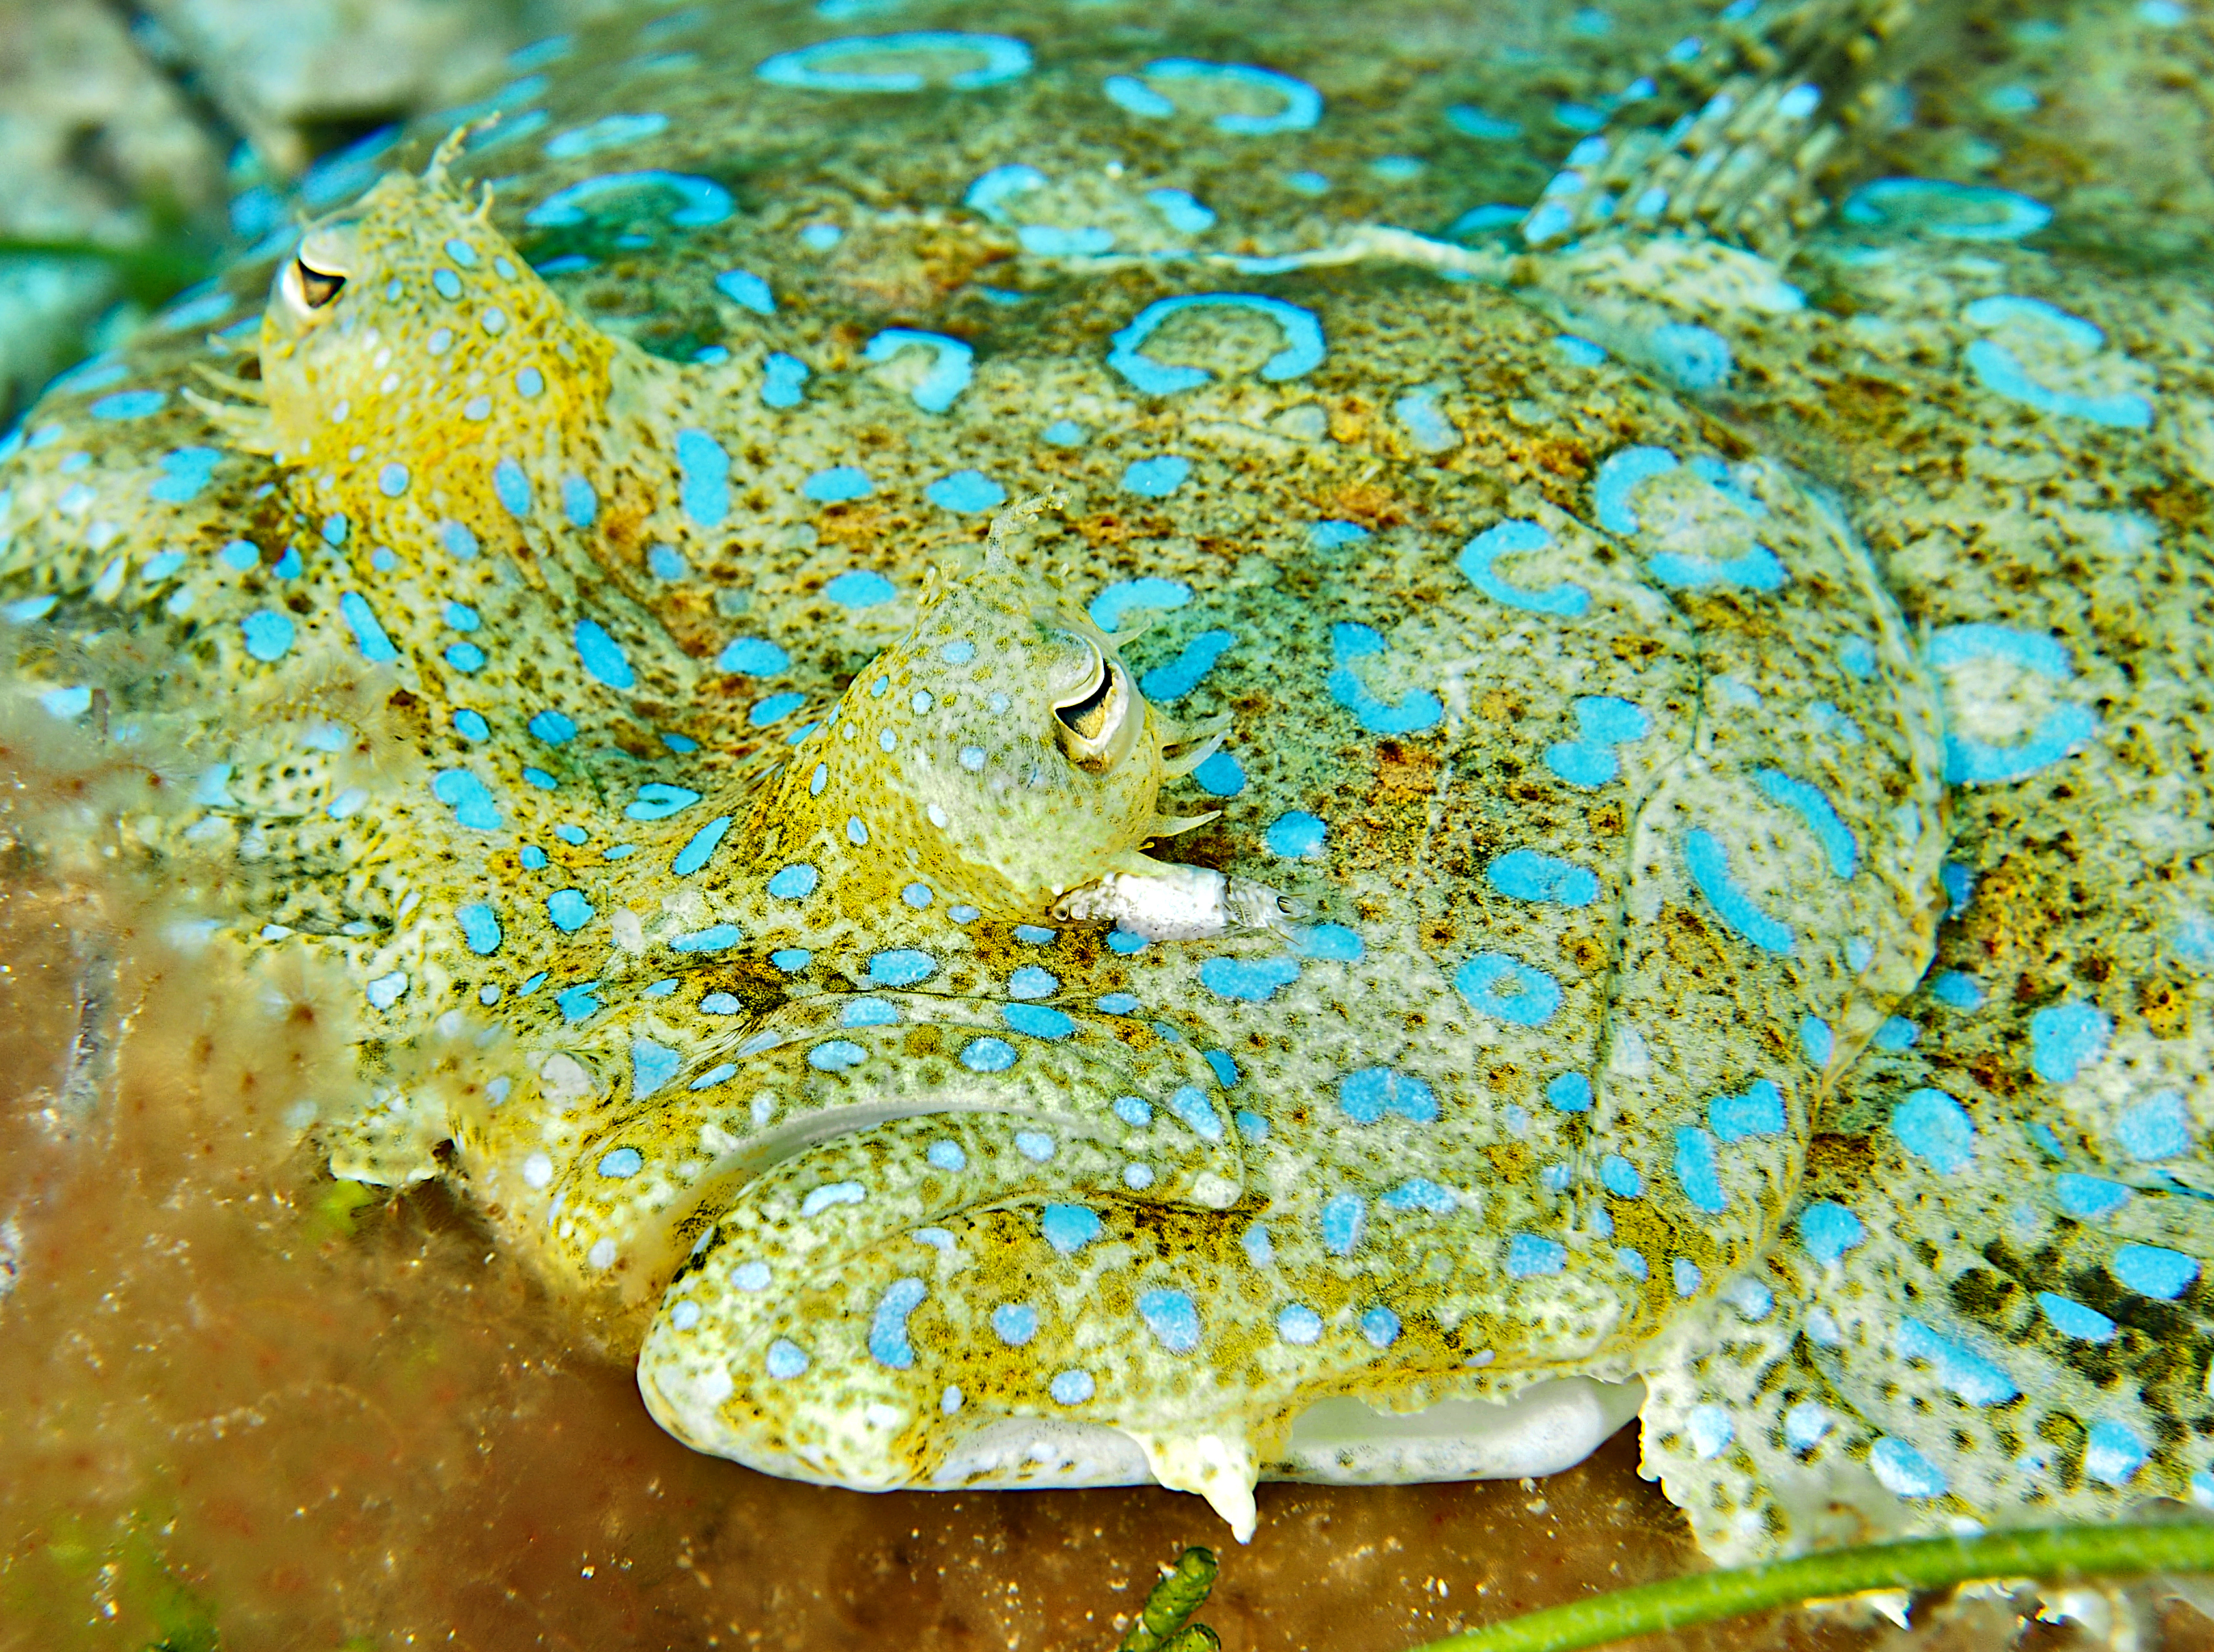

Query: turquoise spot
[825,570,896,606]
[1089,577,1190,632]
[1897,1319,2017,1405]
[1338,1068,1437,1125]
[2112,1243,2197,1299]
[1683,828,1795,955]
[632,1039,680,1097]
[1041,1204,1102,1255]
[240,610,294,662]
[1192,751,1244,796]
[1543,695,1649,787]
[2085,1418,2148,1487]
[2115,1091,2193,1160]
[626,783,700,820]
[1709,1079,1786,1142]
[1319,1193,1366,1256]
[2054,1173,2131,1220]
[1138,1289,1201,1353]
[1673,1126,1726,1212]
[492,456,531,517]
[1453,953,1561,1026]
[768,863,819,899]
[1298,923,1362,962]
[1506,1233,1566,1277]
[339,591,397,662]
[1327,621,1441,734]
[1264,811,1325,858]
[762,352,810,407]
[925,469,1004,512]
[714,268,775,314]
[718,636,789,673]
[432,770,503,832]
[457,903,503,955]
[869,949,937,987]
[1003,1003,1074,1040]
[673,815,733,876]
[1890,1088,1976,1173]
[1123,455,1190,497]
[1199,956,1300,1002]
[2030,1001,2110,1083]
[150,446,223,503]
[89,389,165,421]
[1546,1073,1592,1113]
[1139,629,1236,701]
[960,1037,1016,1072]
[574,619,634,689]
[675,429,730,526]
[2036,1291,2115,1342]
[1487,849,1600,906]
[1798,1201,1864,1265]
[673,924,742,952]
[750,693,805,725]
[868,1278,926,1368]
[547,889,595,931]
[804,466,871,503]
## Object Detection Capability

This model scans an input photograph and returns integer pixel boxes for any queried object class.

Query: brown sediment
[0,873,1881,1652]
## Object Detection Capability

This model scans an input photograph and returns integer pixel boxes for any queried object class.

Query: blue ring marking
[863,329,974,412]
[2035,1291,2116,1343]
[1458,520,1590,616]
[2028,1000,2110,1084]
[457,902,503,955]
[1890,1087,1976,1173]
[1648,322,1733,391]
[1672,1126,1726,1212]
[1797,1201,1864,1264]
[1487,848,1601,906]
[1337,1067,1438,1126]
[1107,294,1325,395]
[1089,577,1191,632]
[672,924,742,953]
[868,949,937,987]
[925,469,1005,512]
[2112,1243,2198,1300]
[547,889,595,932]
[1326,621,1442,735]
[431,770,504,832]
[1964,294,2105,350]
[1646,541,1786,592]
[1112,59,1323,133]
[626,783,701,821]
[1683,828,1795,955]
[574,619,636,690]
[339,591,398,662]
[673,815,733,876]
[1840,176,2052,241]
[545,113,669,159]
[1592,445,1677,533]
[825,570,897,606]
[1140,629,1236,701]
[1709,1078,1786,1142]
[1138,1289,1201,1353]
[1506,1233,1567,1278]
[1965,337,2152,429]
[762,352,810,408]
[868,1277,927,1368]
[633,1039,680,1097]
[960,1037,1016,1072]
[757,31,1033,92]
[1897,1318,2018,1405]
[1041,1204,1102,1255]
[1319,1193,1367,1256]
[675,429,731,526]
[713,268,775,315]
[2085,1420,2148,1487]
[1453,953,1562,1026]
[1198,956,1300,1003]
[1147,187,1216,232]
[240,609,295,662]
[524,171,733,229]
[1753,768,1857,878]
[1869,1438,1949,1500]
[963,162,1043,222]
[1543,695,1650,787]
[2114,1091,2193,1161]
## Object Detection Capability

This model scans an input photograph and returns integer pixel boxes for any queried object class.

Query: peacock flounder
[1,0,2209,1563]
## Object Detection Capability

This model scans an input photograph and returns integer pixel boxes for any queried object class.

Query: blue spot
[574,619,636,690]
[1544,695,1650,786]
[960,1037,1016,1072]
[760,351,811,409]
[2085,1418,2148,1487]
[626,783,701,822]
[1308,522,1371,552]
[1649,323,1733,390]
[1683,828,1795,955]
[1458,520,1589,617]
[1592,446,1677,534]
[1546,1073,1593,1113]
[1139,629,1236,701]
[1008,964,1058,999]
[1123,456,1191,498]
[457,903,503,955]
[1276,1304,1324,1345]
[1041,418,1086,447]
[2036,1291,2116,1342]
[673,924,742,953]
[1338,1067,1438,1126]
[1191,750,1244,796]
[1487,849,1600,906]
[339,591,397,662]
[1890,1088,1976,1173]
[1672,1258,1703,1296]
[1360,1307,1401,1349]
[492,456,532,518]
[1380,1179,1455,1214]
[1145,187,1216,233]
[520,845,548,870]
[1897,1319,2017,1405]
[868,949,936,987]
[808,1039,867,1072]
[150,446,223,504]
[445,642,487,673]
[1446,104,1522,139]
[673,815,733,876]
[1554,334,1608,366]
[1097,993,1137,1015]
[992,1303,1038,1346]
[757,30,1032,92]
[555,983,602,1022]
[1327,621,1442,735]
[453,709,490,742]
[1931,972,1983,1010]
[1003,1002,1075,1040]
[432,770,504,832]
[1041,1204,1102,1255]
[925,469,1005,512]
[1049,1369,1095,1405]
[2054,1173,2132,1220]
[1201,1050,1239,1087]
[699,992,738,1014]
[802,465,872,504]
[1453,953,1562,1026]
[926,1140,966,1171]
[2113,1243,2198,1299]
[765,1339,809,1379]
[1872,1016,1918,1052]
[240,610,294,662]
[2116,1091,2193,1161]
[547,889,595,932]
[1842,177,2052,241]
[1108,294,1324,396]
[523,169,733,230]
[825,570,897,606]
[1599,1154,1642,1197]
[631,1039,682,1097]
[1113,1096,1152,1127]
[1673,1126,1726,1213]
[1799,1016,1835,1067]
[1506,1233,1567,1278]
[1089,578,1192,632]
[1166,1085,1223,1142]
[1138,1289,1200,1353]
[1709,1079,1786,1142]
[714,268,776,313]
[89,390,165,421]
[768,864,819,900]
[671,428,731,527]
[2030,1001,2110,1084]
[868,1278,927,1368]
[596,1146,644,1179]
[559,474,598,529]
[718,638,792,679]
[376,460,411,499]
[1752,770,1857,879]
[1298,923,1362,962]
[863,328,974,413]
[1798,1201,1864,1265]
[1199,956,1300,1003]
[1263,811,1325,859]
[1319,1193,1367,1256]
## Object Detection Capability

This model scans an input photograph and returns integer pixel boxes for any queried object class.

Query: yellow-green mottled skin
[2,0,2211,1563]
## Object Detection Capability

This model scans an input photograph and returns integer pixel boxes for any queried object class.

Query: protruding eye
[1053,645,1137,773]
[294,258,345,309]
[1055,652,1114,742]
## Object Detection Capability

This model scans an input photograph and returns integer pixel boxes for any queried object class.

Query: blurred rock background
[0,0,619,427]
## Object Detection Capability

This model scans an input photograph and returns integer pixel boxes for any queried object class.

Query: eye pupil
[1055,664,1115,742]
[296,260,346,309]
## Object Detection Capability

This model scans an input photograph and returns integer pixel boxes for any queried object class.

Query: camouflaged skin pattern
[0,0,2206,1560]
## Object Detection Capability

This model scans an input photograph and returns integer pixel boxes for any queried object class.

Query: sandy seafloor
[3,879,2209,1652]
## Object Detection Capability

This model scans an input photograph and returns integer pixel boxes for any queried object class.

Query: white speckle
[671,1299,703,1330]
[522,1152,554,1188]
[928,803,949,829]
[959,746,987,771]
[587,1237,617,1268]
[864,1403,904,1429]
